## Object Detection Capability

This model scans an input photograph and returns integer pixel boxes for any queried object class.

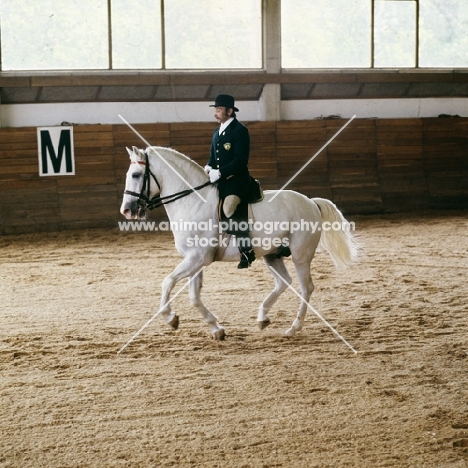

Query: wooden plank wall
[0,118,466,234]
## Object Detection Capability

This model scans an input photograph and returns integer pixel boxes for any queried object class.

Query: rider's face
[213,106,233,124]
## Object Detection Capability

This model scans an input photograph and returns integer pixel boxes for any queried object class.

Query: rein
[123,153,211,211]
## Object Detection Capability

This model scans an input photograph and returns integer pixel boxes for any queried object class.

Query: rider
[204,94,255,269]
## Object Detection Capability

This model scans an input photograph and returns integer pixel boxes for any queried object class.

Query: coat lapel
[214,127,221,144]
[218,119,237,143]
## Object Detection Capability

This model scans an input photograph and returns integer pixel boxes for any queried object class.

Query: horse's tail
[312,197,359,269]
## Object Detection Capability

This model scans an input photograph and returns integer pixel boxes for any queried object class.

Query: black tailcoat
[208,118,251,200]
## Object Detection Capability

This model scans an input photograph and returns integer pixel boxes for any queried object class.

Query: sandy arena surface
[1,211,467,468]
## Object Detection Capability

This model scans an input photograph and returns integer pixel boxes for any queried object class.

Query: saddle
[215,178,290,262]
[248,177,264,204]
[217,177,263,233]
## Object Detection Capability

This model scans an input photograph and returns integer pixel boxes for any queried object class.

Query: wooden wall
[1,118,467,234]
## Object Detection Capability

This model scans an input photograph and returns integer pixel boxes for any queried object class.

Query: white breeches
[223,195,241,218]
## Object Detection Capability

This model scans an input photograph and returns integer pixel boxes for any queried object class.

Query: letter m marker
[38,126,75,176]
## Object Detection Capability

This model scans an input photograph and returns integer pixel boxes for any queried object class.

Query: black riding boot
[221,199,255,269]
[236,235,255,269]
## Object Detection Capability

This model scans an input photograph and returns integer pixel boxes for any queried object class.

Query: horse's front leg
[189,270,225,340]
[159,255,204,330]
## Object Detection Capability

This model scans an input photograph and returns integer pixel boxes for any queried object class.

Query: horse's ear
[132,146,139,154]
[126,147,133,158]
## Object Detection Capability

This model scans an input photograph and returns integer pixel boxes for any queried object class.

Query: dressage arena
[1,210,467,467]
[2,2,468,466]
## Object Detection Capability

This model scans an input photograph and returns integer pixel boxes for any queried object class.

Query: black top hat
[210,94,239,112]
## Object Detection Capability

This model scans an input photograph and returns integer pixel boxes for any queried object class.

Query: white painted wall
[1,97,467,127]
[281,98,468,120]
[0,101,258,128]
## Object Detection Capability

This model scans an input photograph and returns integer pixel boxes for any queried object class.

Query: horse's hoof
[212,328,226,341]
[168,314,179,330]
[257,318,271,330]
[285,327,296,337]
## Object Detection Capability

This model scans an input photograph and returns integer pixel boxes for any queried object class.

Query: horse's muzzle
[121,201,147,219]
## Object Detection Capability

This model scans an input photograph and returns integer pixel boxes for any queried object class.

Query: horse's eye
[132,173,140,179]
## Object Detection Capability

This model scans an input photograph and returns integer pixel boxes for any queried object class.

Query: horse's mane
[131,146,206,178]
[154,146,206,175]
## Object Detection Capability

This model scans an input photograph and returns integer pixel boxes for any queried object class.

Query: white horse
[120,146,358,340]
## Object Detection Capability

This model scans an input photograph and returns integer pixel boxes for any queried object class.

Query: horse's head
[120,146,160,219]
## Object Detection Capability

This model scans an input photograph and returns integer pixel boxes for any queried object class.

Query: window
[111,0,162,69]
[281,0,468,69]
[374,0,417,68]
[1,0,108,70]
[164,0,262,69]
[281,0,371,68]
[0,0,466,71]
[419,0,468,67]
[0,0,261,71]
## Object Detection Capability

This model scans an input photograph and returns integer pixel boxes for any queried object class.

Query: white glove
[204,165,212,175]
[209,169,221,183]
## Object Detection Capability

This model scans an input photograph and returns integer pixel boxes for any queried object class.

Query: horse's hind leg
[189,270,225,340]
[259,256,292,330]
[285,261,314,336]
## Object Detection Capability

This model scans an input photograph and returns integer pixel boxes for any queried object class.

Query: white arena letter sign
[37,126,75,176]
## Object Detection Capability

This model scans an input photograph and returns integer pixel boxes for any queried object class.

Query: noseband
[123,152,211,211]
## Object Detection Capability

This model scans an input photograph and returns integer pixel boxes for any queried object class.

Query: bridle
[123,152,211,211]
